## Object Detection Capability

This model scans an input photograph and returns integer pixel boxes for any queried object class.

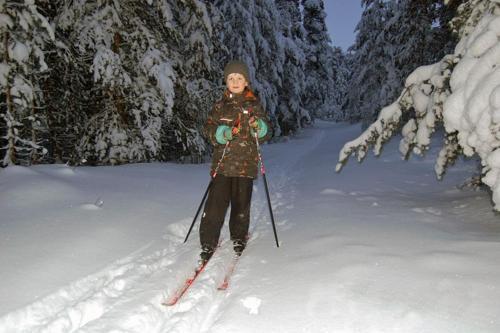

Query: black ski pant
[200,175,253,250]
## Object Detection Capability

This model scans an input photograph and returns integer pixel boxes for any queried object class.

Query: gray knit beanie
[223,60,250,82]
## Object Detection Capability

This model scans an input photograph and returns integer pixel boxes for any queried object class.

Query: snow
[442,13,500,209]
[10,42,30,64]
[405,63,439,87]
[1,122,500,332]
[0,13,14,29]
[240,296,261,315]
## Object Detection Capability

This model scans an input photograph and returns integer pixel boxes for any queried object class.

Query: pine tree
[275,0,309,135]
[35,0,89,164]
[0,0,348,167]
[56,0,176,165]
[212,0,285,133]
[347,0,451,126]
[329,46,350,121]
[379,0,451,116]
[160,0,218,163]
[213,0,257,78]
[345,0,391,124]
[429,0,463,59]
[301,0,336,119]
[203,0,227,80]
[252,0,284,125]
[0,0,54,166]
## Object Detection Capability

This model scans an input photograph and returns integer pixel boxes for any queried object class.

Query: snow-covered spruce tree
[428,0,465,59]
[252,0,285,128]
[212,1,258,86]
[275,0,308,135]
[301,0,336,120]
[329,46,350,122]
[337,0,500,210]
[345,0,390,124]
[378,0,452,121]
[0,0,54,166]
[346,0,453,126]
[202,0,228,79]
[203,1,254,93]
[212,0,285,134]
[378,0,432,117]
[34,0,90,164]
[57,0,176,165]
[159,0,218,163]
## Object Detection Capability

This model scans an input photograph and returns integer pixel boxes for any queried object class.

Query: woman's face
[226,73,248,94]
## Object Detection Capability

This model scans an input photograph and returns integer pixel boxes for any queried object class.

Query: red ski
[164,240,224,306]
[217,255,240,290]
[163,261,208,306]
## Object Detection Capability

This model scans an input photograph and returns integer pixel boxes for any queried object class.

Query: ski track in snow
[0,218,240,332]
[0,128,325,333]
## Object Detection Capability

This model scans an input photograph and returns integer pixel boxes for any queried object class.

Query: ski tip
[217,283,228,291]
[162,297,179,306]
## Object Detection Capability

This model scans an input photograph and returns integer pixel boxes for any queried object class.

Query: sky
[323,0,363,51]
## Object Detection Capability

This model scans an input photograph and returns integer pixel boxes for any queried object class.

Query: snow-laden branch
[337,2,500,210]
[336,57,453,170]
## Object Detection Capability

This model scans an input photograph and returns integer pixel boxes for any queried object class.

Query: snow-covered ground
[1,121,500,333]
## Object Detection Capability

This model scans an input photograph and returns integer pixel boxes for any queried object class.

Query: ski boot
[199,246,214,266]
[233,239,246,256]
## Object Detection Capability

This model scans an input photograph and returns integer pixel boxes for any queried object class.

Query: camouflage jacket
[204,88,271,179]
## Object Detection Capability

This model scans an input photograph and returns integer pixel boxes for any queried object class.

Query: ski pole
[254,132,280,248]
[184,141,230,243]
[183,179,213,243]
